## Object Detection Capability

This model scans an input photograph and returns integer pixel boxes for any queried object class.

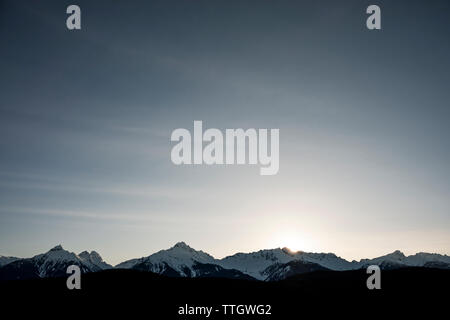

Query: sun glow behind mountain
[270,232,316,253]
[0,0,449,264]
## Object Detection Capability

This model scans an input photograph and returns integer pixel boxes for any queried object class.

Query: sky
[0,0,449,265]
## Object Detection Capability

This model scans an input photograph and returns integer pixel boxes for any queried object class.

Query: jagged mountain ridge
[0,245,112,281]
[1,242,449,281]
[115,242,254,279]
[116,242,450,280]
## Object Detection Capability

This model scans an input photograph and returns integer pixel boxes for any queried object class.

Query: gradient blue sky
[0,0,449,265]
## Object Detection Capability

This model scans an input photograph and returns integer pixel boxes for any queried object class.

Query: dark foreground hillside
[1,268,448,319]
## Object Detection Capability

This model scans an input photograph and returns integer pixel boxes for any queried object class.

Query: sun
[281,238,303,252]
[272,233,311,253]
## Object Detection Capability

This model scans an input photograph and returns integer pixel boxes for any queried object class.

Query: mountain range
[0,245,112,281]
[1,242,449,281]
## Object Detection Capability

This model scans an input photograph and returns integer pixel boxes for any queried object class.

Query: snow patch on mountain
[2,243,449,281]
[218,247,359,279]
[116,243,450,280]
[0,245,112,280]
[218,248,293,280]
[79,250,112,270]
[290,249,359,271]
[116,242,216,277]
[359,250,450,269]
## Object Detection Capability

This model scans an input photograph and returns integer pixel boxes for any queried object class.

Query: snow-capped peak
[219,248,294,280]
[173,241,190,249]
[386,250,406,259]
[38,245,78,262]
[48,245,64,252]
[359,250,408,267]
[30,246,84,277]
[148,242,215,266]
[24,245,112,278]
[79,250,112,270]
[293,251,358,271]
[116,242,216,277]
[2,243,449,282]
